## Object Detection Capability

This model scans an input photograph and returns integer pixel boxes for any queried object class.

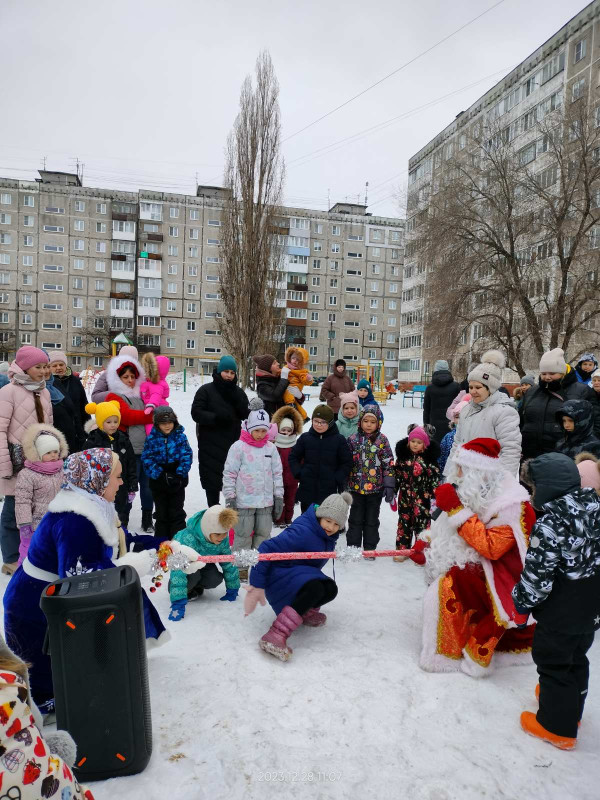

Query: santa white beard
[445,461,506,516]
[423,512,480,585]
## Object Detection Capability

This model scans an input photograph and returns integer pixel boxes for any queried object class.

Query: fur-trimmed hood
[47,488,119,548]
[285,346,308,368]
[105,352,146,399]
[395,436,440,464]
[141,352,170,383]
[272,404,304,434]
[84,418,98,434]
[21,422,68,462]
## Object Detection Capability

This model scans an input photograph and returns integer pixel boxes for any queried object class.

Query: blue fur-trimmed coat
[3,489,167,706]
[141,423,193,480]
[249,505,338,614]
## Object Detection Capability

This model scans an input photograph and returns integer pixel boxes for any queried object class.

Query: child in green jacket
[168,505,241,621]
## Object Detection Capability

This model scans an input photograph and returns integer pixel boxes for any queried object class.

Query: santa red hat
[453,437,502,471]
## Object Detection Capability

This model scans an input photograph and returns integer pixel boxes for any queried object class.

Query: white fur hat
[468,350,505,394]
[200,505,238,540]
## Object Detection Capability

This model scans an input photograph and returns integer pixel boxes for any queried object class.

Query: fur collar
[48,489,119,548]
[105,353,146,399]
[478,475,529,524]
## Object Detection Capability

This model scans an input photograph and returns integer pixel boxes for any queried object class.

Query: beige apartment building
[400,0,600,383]
[0,171,404,377]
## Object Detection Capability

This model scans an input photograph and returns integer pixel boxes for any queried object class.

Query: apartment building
[0,172,404,376]
[400,0,600,382]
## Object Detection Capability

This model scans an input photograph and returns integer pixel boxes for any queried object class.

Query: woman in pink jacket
[0,347,52,574]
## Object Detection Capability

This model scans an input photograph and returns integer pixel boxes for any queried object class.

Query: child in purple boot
[244,492,352,661]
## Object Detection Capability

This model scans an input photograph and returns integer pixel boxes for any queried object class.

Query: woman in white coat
[448,350,522,476]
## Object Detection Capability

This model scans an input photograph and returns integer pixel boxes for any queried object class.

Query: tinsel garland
[233,549,261,568]
[334,545,364,564]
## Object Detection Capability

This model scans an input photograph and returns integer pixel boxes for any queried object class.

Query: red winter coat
[277,446,296,489]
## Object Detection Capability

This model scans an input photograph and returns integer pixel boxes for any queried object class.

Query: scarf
[24,458,64,475]
[255,368,275,378]
[45,374,65,406]
[10,371,46,392]
[240,429,269,448]
[275,432,297,449]
[212,369,238,397]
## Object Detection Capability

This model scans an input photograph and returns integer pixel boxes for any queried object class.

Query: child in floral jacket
[346,404,395,552]
[394,426,440,560]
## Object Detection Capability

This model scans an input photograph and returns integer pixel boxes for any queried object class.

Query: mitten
[225,496,237,509]
[434,483,463,514]
[273,497,284,520]
[281,366,290,379]
[408,539,429,565]
[305,374,314,385]
[288,386,303,399]
[144,406,154,415]
[243,585,266,616]
[512,604,530,628]
[113,548,156,577]
[220,587,239,602]
[383,476,396,505]
[390,497,398,512]
[169,541,206,574]
[127,492,136,504]
[18,524,34,564]
[168,599,186,622]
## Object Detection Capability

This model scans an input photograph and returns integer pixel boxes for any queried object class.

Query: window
[388,317,397,327]
[347,252,363,259]
[23,235,33,246]
[344,304,359,311]
[42,303,62,311]
[72,278,83,289]
[572,78,586,101]
[95,222,106,234]
[44,223,64,232]
[113,220,135,234]
[391,249,401,259]
[370,281,379,291]
[21,332,31,343]
[74,200,85,212]
[167,282,177,293]
[389,283,398,293]
[45,206,64,214]
[189,246,198,258]
[311,294,320,304]
[205,293,221,300]
[186,339,196,349]
[73,219,85,232]
[574,38,587,63]
[115,281,132,292]
[72,297,83,308]
[23,216,35,227]
[0,255,8,265]
[328,296,337,306]
[187,302,197,313]
[288,254,307,265]
[0,234,10,245]
[20,294,32,305]
[207,219,221,227]
[43,264,63,272]
[309,328,318,339]
[166,300,177,312]
[72,356,82,366]
[206,274,219,282]
[94,261,106,273]
[187,284,197,295]
[42,322,62,330]
[167,263,178,275]
[95,280,105,290]
[541,51,565,84]
[168,245,179,256]
[0,214,11,225]
[189,228,199,240]
[42,283,63,292]
[23,256,33,267]
[23,195,34,207]
[96,203,107,214]
[72,333,82,344]
[345,286,361,294]
[310,311,319,321]
[344,323,359,329]
[188,265,198,277]
[287,308,307,319]
[96,242,106,253]
[95,299,105,311]
[206,238,221,246]
[371,264,381,275]
[166,337,176,348]
[389,300,397,310]
[311,276,320,286]
[205,329,221,336]
[44,244,64,253]
[21,315,32,326]
[370,298,379,308]
[138,316,160,327]
[186,320,196,332]
[189,209,200,220]
[348,234,363,242]
[93,356,103,367]
[518,142,537,166]
[168,226,179,237]
[73,239,84,251]
[313,241,322,252]
[166,319,177,330]
[331,244,340,254]
[169,207,179,219]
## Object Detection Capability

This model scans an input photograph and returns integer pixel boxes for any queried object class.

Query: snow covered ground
[2,383,599,800]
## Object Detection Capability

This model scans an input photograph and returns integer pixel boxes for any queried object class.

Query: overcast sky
[0,0,591,217]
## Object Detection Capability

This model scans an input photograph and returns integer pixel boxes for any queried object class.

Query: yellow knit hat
[85,401,121,430]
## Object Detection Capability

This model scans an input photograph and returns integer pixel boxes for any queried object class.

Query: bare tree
[79,314,112,354]
[220,51,285,386]
[421,92,600,376]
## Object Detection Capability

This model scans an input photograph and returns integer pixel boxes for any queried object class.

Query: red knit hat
[453,437,502,471]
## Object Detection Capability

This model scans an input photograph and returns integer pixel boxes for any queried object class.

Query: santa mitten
[408,538,429,565]
[114,548,156,578]
[244,585,266,616]
[169,541,206,574]
[434,483,463,514]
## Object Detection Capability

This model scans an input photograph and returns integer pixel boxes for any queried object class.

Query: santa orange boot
[520,712,576,751]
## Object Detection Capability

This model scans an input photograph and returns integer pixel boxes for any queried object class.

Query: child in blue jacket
[244,492,352,662]
[141,406,193,539]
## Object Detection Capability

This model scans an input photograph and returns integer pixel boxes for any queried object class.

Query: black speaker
[40,565,152,782]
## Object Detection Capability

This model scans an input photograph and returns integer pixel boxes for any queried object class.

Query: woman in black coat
[252,353,290,416]
[289,405,352,512]
[191,356,249,507]
[423,360,460,444]
[49,352,90,433]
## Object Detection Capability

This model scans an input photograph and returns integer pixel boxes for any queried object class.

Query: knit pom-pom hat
[85,401,122,430]
[539,348,567,375]
[315,491,353,530]
[200,505,239,540]
[468,350,505,394]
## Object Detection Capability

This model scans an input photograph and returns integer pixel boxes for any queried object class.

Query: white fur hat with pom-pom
[468,350,505,394]
[200,505,239,540]
[315,492,353,530]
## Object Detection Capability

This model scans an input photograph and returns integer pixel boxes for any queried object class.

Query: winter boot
[259,606,303,661]
[142,510,154,532]
[520,711,576,750]
[302,607,327,627]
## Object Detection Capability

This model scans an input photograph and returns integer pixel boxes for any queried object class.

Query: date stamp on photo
[258,771,342,783]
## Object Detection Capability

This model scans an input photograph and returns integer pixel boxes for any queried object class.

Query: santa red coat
[420,476,536,676]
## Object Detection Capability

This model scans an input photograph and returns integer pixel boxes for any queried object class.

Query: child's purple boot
[302,607,327,627]
[259,606,303,661]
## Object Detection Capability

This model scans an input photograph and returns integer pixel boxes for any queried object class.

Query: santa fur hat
[452,437,502,472]
[200,506,238,540]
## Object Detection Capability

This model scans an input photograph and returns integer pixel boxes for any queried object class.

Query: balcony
[112,212,136,222]
[110,290,134,300]
[287,282,308,291]
[138,258,162,279]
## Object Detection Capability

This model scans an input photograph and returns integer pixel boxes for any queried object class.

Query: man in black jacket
[520,348,593,460]
[191,355,249,507]
[514,452,600,750]
[423,359,460,445]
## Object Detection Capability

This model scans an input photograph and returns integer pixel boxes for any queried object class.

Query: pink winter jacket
[14,423,68,530]
[0,364,53,495]
[140,356,170,434]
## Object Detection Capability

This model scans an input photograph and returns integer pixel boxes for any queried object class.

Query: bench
[402,385,427,408]
[303,392,311,402]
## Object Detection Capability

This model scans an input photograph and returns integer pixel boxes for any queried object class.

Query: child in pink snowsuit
[140,352,170,433]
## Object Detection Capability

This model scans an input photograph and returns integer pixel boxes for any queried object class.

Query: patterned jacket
[170,509,240,604]
[512,486,600,633]
[141,424,193,480]
[223,434,284,508]
[347,405,394,494]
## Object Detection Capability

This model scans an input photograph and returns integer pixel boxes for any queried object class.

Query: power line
[282,0,508,143]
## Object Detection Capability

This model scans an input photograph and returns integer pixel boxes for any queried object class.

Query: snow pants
[0,495,19,564]
[277,481,298,526]
[346,491,382,550]
[234,507,272,550]
[149,478,186,539]
[290,577,338,616]
[533,623,595,738]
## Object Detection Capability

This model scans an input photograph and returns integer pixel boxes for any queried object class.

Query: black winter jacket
[520,369,593,460]
[289,424,352,506]
[554,399,600,460]
[191,370,249,493]
[513,453,600,634]
[423,370,460,444]
[84,426,138,493]
[52,391,85,455]
[587,388,600,437]
[255,373,290,417]
[54,372,91,431]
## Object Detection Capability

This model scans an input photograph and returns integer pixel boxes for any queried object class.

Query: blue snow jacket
[3,489,166,707]
[249,504,338,614]
[141,423,193,480]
